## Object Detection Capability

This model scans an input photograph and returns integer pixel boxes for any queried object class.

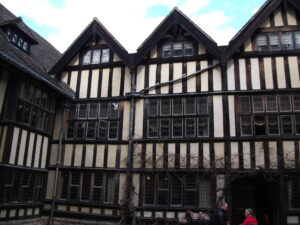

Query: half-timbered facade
[0,0,300,225]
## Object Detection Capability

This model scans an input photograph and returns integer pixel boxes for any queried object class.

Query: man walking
[214,202,229,225]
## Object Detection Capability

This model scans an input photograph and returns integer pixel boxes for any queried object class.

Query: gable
[225,0,300,61]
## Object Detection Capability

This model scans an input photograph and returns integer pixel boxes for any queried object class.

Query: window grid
[66,102,121,140]
[82,49,110,65]
[146,97,209,139]
[239,94,300,136]
[162,41,194,57]
[143,174,211,208]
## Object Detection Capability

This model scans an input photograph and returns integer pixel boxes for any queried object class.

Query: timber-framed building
[0,0,300,225]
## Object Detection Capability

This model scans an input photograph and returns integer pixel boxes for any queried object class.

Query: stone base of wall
[0,217,119,225]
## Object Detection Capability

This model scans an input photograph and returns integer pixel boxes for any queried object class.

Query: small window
[171,176,182,206]
[294,115,300,135]
[293,95,300,111]
[70,172,80,200]
[173,98,183,115]
[240,96,251,114]
[99,103,109,118]
[78,104,87,118]
[279,95,292,112]
[69,104,77,119]
[91,50,101,64]
[198,97,208,114]
[160,99,171,116]
[267,116,279,135]
[83,50,92,64]
[198,117,209,137]
[254,115,266,135]
[173,118,183,137]
[157,175,169,206]
[101,49,110,63]
[253,96,264,112]
[199,179,211,208]
[23,42,28,51]
[93,173,102,201]
[160,119,170,138]
[88,103,98,118]
[104,174,115,204]
[266,95,278,112]
[281,115,293,135]
[282,32,294,50]
[257,34,268,51]
[108,121,118,140]
[76,122,86,139]
[185,175,197,206]
[61,172,69,199]
[66,121,75,139]
[184,42,194,56]
[98,120,107,139]
[81,173,91,201]
[17,38,23,47]
[173,42,183,57]
[162,43,172,57]
[148,100,158,116]
[148,119,158,138]
[144,175,155,205]
[185,118,196,137]
[185,98,196,115]
[86,122,97,139]
[110,103,119,118]
[295,32,300,49]
[269,33,281,51]
[241,116,252,136]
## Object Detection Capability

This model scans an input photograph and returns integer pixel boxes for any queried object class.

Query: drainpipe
[48,102,66,225]
[123,69,137,224]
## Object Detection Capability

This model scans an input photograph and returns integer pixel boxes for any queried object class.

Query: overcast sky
[1,0,266,53]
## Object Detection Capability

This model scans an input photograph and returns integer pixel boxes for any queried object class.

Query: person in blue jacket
[213,202,229,225]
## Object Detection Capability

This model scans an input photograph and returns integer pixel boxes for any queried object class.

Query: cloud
[252,8,259,15]
[1,0,237,53]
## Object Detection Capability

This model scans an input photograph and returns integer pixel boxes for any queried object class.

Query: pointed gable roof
[224,0,300,62]
[50,18,130,74]
[134,7,220,67]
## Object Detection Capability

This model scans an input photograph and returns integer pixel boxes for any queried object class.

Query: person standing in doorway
[213,202,230,225]
[240,208,257,225]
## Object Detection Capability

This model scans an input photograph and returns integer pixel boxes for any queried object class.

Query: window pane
[89,103,98,118]
[198,117,209,137]
[78,104,87,118]
[66,121,75,139]
[185,175,196,206]
[171,176,182,205]
[185,98,196,115]
[241,116,252,136]
[70,172,80,200]
[295,115,300,135]
[291,178,300,208]
[173,42,183,57]
[257,34,268,51]
[98,120,107,139]
[101,49,110,63]
[240,96,251,114]
[81,173,91,200]
[83,50,92,64]
[148,100,158,116]
[158,175,168,206]
[23,42,28,51]
[104,174,115,203]
[282,32,294,50]
[184,41,194,56]
[198,97,208,114]
[69,104,77,119]
[199,179,211,208]
[295,32,300,49]
[162,43,172,57]
[108,121,119,139]
[110,103,119,118]
[76,122,86,139]
[160,119,170,138]
[99,103,109,118]
[268,116,279,135]
[173,98,183,115]
[279,95,291,111]
[93,173,102,201]
[91,50,101,64]
[61,172,69,199]
[293,95,300,111]
[16,102,24,122]
[23,104,31,124]
[281,115,293,134]
[254,115,266,135]
[269,33,281,51]
[160,99,171,116]
[148,119,158,138]
[87,122,97,139]
[144,175,155,205]
[30,107,37,127]
[185,118,196,137]
[253,96,264,112]
[173,118,183,137]
[266,95,278,112]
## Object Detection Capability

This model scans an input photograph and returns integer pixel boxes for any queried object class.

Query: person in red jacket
[240,208,258,225]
